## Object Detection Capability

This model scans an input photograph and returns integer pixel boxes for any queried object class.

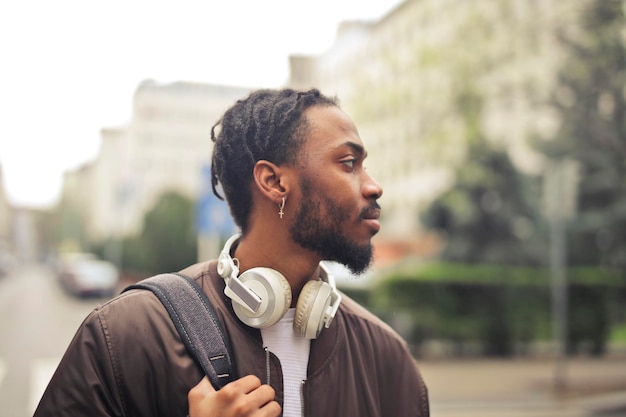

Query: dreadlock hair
[210,88,338,233]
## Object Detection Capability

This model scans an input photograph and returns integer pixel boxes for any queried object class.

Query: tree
[130,191,198,275]
[536,0,626,269]
[423,81,543,266]
[49,197,90,253]
[424,146,542,266]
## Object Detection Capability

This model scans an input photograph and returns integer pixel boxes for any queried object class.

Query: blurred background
[1,0,626,416]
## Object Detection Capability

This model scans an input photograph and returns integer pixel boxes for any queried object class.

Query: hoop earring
[278,197,286,219]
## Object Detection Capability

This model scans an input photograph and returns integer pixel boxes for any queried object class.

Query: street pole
[550,210,568,390]
[544,159,578,391]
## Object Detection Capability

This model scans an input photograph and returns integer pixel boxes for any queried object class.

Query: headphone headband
[218,233,262,312]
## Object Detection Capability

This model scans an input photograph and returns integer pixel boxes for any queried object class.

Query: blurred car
[58,252,119,298]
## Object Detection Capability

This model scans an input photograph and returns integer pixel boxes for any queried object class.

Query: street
[0,264,105,417]
[1,264,626,417]
[420,358,626,417]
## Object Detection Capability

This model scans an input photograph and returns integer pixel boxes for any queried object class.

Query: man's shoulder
[179,260,227,306]
[179,260,216,283]
[94,284,171,331]
[338,292,407,346]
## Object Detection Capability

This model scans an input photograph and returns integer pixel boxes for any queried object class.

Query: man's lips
[361,204,381,233]
[363,218,381,233]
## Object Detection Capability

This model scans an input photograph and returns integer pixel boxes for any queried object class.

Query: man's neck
[233,229,321,303]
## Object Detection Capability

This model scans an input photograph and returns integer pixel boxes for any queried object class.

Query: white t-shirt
[260,308,311,417]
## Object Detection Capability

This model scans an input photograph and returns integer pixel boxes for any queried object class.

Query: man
[35,88,429,417]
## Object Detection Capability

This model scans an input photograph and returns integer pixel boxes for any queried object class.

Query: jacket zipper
[264,347,308,416]
[300,380,306,417]
[264,347,271,386]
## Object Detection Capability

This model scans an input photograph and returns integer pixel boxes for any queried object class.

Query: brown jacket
[35,260,429,417]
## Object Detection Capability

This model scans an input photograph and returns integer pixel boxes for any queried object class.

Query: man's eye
[342,159,357,169]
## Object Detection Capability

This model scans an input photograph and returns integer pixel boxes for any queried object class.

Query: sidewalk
[418,356,626,417]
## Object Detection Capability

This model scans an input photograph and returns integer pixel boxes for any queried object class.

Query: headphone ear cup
[231,267,292,329]
[217,256,234,279]
[294,280,334,339]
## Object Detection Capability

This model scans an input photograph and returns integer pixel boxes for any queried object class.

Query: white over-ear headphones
[217,234,342,339]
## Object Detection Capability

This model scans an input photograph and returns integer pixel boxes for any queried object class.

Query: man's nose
[362,171,383,200]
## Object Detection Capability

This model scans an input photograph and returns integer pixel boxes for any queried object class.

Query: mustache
[360,202,381,219]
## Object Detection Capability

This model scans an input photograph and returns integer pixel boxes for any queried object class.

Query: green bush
[368,262,625,357]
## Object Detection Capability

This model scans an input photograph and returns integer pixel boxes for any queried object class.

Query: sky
[0,0,402,208]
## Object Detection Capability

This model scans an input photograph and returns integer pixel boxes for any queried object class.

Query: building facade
[63,81,252,242]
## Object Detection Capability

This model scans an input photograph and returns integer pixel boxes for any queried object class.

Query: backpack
[123,273,235,389]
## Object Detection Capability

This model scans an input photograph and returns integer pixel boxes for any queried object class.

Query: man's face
[288,105,383,275]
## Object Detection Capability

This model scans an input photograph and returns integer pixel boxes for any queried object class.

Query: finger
[215,375,275,412]
[260,399,282,417]
[245,383,276,407]
[227,374,263,394]
[188,376,214,402]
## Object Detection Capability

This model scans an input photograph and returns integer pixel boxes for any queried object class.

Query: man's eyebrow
[342,141,367,157]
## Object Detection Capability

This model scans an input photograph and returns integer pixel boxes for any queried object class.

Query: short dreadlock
[210,88,338,233]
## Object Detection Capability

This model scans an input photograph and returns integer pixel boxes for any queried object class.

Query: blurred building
[91,127,130,239]
[0,163,12,248]
[288,0,575,245]
[0,167,38,263]
[61,81,252,242]
[12,208,38,262]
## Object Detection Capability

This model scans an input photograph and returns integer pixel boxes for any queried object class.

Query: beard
[289,177,374,275]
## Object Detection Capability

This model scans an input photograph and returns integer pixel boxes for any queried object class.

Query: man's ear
[253,160,290,204]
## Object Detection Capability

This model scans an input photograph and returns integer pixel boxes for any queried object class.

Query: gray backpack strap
[123,273,234,389]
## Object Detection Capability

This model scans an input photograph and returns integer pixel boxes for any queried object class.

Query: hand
[188,375,281,417]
